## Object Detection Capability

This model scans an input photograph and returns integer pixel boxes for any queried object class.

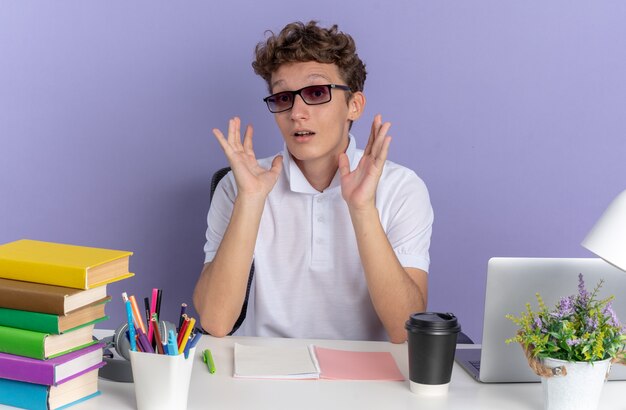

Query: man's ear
[347,91,366,121]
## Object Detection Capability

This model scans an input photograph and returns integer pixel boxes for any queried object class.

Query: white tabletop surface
[2,333,625,410]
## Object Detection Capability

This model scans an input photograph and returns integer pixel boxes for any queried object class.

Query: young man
[193,21,433,343]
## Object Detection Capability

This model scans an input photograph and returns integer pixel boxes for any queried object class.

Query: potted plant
[506,273,626,410]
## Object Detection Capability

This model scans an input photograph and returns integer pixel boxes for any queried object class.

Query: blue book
[0,368,100,410]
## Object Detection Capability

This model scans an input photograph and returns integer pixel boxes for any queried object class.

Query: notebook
[455,257,626,383]
[234,343,320,379]
[233,343,404,381]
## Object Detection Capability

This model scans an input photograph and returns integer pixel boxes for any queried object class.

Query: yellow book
[0,239,134,289]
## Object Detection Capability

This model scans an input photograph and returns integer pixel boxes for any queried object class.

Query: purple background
[1,1,625,342]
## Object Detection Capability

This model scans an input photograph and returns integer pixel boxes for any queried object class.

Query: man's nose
[290,94,309,119]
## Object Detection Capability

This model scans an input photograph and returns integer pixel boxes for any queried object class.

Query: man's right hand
[196,117,282,336]
[212,117,283,199]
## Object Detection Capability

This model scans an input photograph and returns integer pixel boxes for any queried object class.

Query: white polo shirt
[204,135,433,341]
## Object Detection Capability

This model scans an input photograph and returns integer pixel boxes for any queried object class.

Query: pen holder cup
[129,348,196,410]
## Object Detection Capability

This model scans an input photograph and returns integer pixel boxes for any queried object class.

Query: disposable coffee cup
[129,348,196,410]
[405,312,461,396]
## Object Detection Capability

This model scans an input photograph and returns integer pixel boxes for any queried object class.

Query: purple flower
[586,316,599,331]
[552,296,575,319]
[603,302,621,328]
[577,273,590,305]
[567,338,580,347]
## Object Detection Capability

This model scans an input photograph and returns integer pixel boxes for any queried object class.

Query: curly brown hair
[252,21,367,94]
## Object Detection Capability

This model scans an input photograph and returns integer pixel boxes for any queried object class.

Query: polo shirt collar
[282,134,358,194]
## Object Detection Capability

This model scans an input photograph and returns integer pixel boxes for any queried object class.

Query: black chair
[457,331,474,344]
[207,166,254,336]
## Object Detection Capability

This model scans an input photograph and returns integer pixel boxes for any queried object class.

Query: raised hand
[212,117,283,199]
[338,114,391,211]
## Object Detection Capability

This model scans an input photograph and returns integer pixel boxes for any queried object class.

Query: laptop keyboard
[469,360,481,371]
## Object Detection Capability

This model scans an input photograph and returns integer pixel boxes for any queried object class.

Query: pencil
[134,335,143,352]
[151,316,165,354]
[177,315,189,346]
[178,303,188,332]
[178,317,196,354]
[129,295,147,335]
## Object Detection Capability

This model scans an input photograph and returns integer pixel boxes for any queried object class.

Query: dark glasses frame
[263,84,352,113]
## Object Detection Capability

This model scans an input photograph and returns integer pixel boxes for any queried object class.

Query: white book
[233,343,320,379]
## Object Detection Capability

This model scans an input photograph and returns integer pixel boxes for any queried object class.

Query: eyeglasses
[263,84,352,113]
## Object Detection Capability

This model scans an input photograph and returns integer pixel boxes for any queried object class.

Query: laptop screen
[478,257,626,383]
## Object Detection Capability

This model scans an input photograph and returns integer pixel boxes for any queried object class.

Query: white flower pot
[541,357,611,410]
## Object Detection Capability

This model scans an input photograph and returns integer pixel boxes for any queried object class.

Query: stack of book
[0,239,134,410]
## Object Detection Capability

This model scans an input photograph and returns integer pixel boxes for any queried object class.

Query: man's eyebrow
[306,73,332,82]
[271,79,285,89]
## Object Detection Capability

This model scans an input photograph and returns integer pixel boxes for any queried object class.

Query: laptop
[456,257,626,382]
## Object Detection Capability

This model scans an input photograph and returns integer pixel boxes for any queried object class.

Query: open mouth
[294,131,315,137]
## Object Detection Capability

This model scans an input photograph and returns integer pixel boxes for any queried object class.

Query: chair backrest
[209,166,255,336]
[210,166,232,202]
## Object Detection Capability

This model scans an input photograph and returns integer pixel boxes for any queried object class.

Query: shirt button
[317,216,324,223]
[316,197,324,203]
[315,238,323,245]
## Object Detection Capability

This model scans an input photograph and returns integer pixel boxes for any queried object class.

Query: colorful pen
[136,327,154,354]
[184,330,201,359]
[125,300,136,352]
[147,288,158,343]
[143,297,151,333]
[203,349,216,373]
[155,288,162,322]
[167,329,178,356]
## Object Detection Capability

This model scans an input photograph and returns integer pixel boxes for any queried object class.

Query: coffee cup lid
[405,312,461,333]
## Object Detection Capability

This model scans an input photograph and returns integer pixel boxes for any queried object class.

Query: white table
[2,335,625,410]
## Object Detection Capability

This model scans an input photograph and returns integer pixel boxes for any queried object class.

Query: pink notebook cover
[314,346,405,381]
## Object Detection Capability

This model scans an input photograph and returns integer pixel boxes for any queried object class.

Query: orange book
[0,239,134,289]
